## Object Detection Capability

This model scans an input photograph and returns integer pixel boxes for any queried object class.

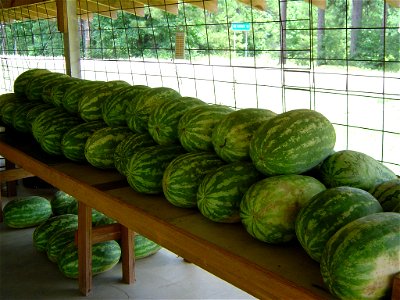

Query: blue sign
[231,22,251,31]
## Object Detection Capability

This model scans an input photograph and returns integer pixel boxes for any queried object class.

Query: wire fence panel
[0,0,399,173]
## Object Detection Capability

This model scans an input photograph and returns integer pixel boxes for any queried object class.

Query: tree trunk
[317,8,326,65]
[0,23,6,55]
[380,2,387,60]
[350,0,363,58]
[80,18,90,58]
[280,0,287,65]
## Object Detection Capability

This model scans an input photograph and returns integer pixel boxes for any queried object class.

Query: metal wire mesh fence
[0,0,399,173]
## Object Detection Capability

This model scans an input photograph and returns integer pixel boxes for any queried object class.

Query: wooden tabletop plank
[0,134,332,299]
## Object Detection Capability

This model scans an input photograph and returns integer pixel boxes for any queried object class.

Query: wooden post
[78,201,92,296]
[121,226,135,284]
[56,0,81,78]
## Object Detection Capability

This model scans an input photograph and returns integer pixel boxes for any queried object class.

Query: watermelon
[0,93,21,117]
[113,132,157,176]
[320,212,400,300]
[319,150,397,191]
[101,85,150,127]
[126,86,181,133]
[178,105,234,153]
[197,162,263,223]
[126,144,186,194]
[240,175,326,244]
[58,240,121,279]
[26,72,70,102]
[13,68,51,97]
[11,102,39,132]
[25,103,54,130]
[62,80,104,114]
[66,200,105,225]
[78,80,131,122]
[61,121,106,162]
[212,108,277,162]
[295,186,383,262]
[162,152,226,208]
[46,228,76,263]
[134,234,162,259]
[41,115,83,154]
[370,178,400,212]
[3,196,52,228]
[48,78,82,107]
[32,107,73,143]
[93,215,117,226]
[51,190,77,215]
[249,109,336,176]
[33,214,78,252]
[148,96,206,146]
[1,99,25,127]
[84,126,132,169]
[42,76,73,104]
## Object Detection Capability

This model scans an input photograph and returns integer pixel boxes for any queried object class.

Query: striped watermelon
[162,152,226,208]
[32,108,71,143]
[0,94,21,120]
[11,102,38,132]
[46,228,76,263]
[319,150,397,191]
[197,162,263,223]
[178,105,234,152]
[26,72,70,102]
[62,80,103,114]
[24,103,54,132]
[320,212,400,300]
[50,190,77,215]
[84,126,132,169]
[126,87,181,133]
[58,240,121,279]
[295,186,383,262]
[42,76,73,104]
[250,109,336,176]
[78,80,131,122]
[240,175,326,243]
[66,200,105,225]
[61,121,106,162]
[148,96,206,146]
[33,214,78,252]
[101,85,150,127]
[39,115,82,155]
[48,78,82,107]
[134,234,162,259]
[370,178,400,212]
[126,144,186,194]
[212,108,277,162]
[3,196,52,228]
[1,99,26,127]
[93,215,117,226]
[13,69,51,97]
[113,132,157,176]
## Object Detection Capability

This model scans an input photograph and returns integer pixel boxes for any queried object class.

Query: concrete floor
[0,183,253,299]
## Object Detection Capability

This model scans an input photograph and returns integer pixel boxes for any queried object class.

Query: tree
[317,8,326,65]
[350,0,363,58]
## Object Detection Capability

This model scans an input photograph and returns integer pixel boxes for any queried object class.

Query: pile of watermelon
[2,69,399,298]
[2,188,162,279]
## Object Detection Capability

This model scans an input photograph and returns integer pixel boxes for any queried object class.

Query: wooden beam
[236,0,266,11]
[121,225,135,284]
[0,0,52,10]
[134,0,178,14]
[183,0,218,13]
[0,168,33,182]
[304,0,326,10]
[385,0,400,8]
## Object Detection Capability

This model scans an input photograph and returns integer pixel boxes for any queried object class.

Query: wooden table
[0,131,334,299]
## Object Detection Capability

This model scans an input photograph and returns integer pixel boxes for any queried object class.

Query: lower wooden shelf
[0,131,333,299]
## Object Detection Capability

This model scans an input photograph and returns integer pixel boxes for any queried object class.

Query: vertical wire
[345,0,349,150]
[381,2,387,164]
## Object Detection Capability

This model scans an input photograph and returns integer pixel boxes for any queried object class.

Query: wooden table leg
[393,273,400,300]
[121,226,135,284]
[78,201,92,296]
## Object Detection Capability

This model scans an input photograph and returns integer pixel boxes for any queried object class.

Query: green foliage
[0,0,398,71]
